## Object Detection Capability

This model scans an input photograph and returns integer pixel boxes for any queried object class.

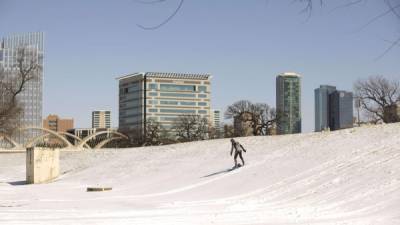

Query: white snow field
[1,123,400,225]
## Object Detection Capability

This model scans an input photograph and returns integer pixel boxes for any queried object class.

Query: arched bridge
[1,127,128,150]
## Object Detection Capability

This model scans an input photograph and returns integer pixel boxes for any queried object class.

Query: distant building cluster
[0,31,363,148]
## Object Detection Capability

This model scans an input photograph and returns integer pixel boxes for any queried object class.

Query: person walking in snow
[230,138,247,168]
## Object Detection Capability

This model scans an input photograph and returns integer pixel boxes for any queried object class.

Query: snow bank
[1,123,399,225]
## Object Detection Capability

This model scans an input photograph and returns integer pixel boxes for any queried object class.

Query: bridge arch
[0,134,21,149]
[58,132,91,149]
[78,131,128,148]
[25,133,52,148]
[20,127,73,148]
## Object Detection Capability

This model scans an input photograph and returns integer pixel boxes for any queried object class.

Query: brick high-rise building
[43,115,74,133]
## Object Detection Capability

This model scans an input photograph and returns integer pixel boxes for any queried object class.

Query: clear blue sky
[1,0,399,132]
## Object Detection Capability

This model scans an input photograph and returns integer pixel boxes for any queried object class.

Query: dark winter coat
[230,141,247,156]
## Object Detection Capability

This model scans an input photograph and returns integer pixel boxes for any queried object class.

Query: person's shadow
[201,167,237,178]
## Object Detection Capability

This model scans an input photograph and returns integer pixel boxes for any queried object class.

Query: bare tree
[144,118,164,145]
[223,124,235,138]
[0,47,42,136]
[119,126,145,147]
[258,105,279,135]
[173,114,209,142]
[158,127,178,145]
[225,100,254,136]
[225,100,278,136]
[208,125,224,139]
[354,76,400,123]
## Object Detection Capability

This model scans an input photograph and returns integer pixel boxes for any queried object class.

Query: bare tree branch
[375,36,400,61]
[357,3,400,32]
[330,0,364,13]
[137,0,184,30]
[385,0,400,20]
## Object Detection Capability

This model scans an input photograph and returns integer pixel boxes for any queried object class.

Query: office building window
[160,109,196,114]
[198,94,207,98]
[160,93,196,98]
[198,110,208,114]
[160,100,179,105]
[180,101,196,106]
[198,86,207,92]
[160,84,195,92]
[198,102,207,106]
[149,83,157,90]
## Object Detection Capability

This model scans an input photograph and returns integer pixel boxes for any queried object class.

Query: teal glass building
[276,72,301,134]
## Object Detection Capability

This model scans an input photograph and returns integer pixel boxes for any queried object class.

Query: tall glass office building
[117,72,211,138]
[314,85,353,131]
[329,91,353,130]
[0,32,44,145]
[315,85,336,131]
[276,72,301,134]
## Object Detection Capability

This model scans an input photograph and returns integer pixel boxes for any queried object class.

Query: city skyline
[0,1,398,132]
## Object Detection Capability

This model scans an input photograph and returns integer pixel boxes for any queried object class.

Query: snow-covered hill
[1,123,400,225]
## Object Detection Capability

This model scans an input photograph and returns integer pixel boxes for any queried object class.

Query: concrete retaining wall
[26,147,60,184]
